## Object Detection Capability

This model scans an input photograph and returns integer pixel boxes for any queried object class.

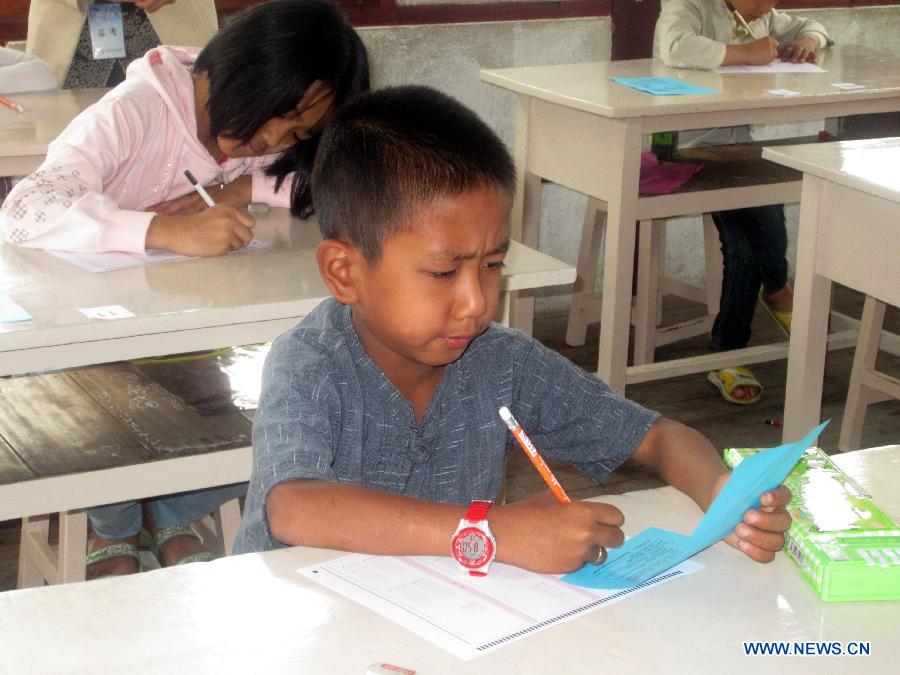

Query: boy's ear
[316,238,363,304]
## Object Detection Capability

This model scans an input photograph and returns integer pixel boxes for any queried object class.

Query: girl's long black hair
[194,0,369,216]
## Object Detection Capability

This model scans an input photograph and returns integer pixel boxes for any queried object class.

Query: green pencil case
[724,446,900,602]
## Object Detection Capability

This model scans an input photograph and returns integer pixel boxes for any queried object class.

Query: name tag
[88,4,126,60]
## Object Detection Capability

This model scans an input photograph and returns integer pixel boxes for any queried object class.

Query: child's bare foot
[85,534,140,580]
[153,528,215,567]
[762,283,793,312]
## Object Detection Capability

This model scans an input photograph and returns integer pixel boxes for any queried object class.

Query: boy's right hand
[146,205,256,256]
[725,37,779,66]
[491,492,625,574]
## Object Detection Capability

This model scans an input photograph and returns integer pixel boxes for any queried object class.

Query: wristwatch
[450,500,496,576]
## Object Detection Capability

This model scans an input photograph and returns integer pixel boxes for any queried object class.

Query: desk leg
[783,176,831,443]
[596,121,643,393]
[509,96,540,335]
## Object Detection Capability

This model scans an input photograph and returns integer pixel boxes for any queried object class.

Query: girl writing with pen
[0,0,369,258]
[0,0,369,581]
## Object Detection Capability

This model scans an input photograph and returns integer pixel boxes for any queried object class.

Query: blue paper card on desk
[0,294,32,323]
[563,421,829,589]
[610,76,716,96]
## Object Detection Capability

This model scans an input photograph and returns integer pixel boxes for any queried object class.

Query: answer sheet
[299,554,701,661]
[562,421,829,589]
[48,239,267,273]
[717,62,826,74]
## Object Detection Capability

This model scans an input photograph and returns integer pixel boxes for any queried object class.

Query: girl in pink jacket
[1,0,368,258]
[1,0,368,580]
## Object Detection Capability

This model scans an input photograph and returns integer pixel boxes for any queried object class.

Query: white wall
[358,7,900,313]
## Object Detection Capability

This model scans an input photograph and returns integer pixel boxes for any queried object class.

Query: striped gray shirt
[234,298,659,553]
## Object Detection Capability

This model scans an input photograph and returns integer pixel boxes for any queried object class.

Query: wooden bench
[0,347,262,587]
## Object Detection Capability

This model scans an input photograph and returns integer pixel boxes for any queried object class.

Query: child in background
[1,0,369,258]
[234,86,791,575]
[655,0,831,404]
[3,0,369,580]
[26,0,218,89]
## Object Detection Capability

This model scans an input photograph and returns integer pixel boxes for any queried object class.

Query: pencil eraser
[365,663,416,675]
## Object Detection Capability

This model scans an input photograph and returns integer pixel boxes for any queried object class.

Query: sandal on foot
[85,540,140,579]
[759,290,791,336]
[150,524,217,567]
[707,366,763,405]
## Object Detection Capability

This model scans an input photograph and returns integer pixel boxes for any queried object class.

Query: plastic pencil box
[724,446,900,602]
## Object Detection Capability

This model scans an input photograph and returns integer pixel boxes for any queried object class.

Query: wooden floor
[1,286,897,592]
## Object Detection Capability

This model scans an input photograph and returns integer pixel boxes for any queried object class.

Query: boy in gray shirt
[235,86,791,575]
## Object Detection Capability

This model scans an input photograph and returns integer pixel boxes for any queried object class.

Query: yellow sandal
[707,366,763,405]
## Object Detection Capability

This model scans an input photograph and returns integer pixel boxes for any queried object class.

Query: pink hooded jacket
[0,46,291,254]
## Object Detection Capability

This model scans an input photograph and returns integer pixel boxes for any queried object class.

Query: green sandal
[150,524,217,567]
[85,540,141,579]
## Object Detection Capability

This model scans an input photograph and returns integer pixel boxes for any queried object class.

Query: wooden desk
[763,138,900,443]
[0,88,108,176]
[481,45,900,393]
[1,445,896,673]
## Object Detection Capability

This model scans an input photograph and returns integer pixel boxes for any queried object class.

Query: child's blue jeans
[87,483,247,540]
[710,204,789,351]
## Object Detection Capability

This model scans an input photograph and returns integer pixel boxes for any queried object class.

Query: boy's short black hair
[195,0,369,216]
[311,85,516,262]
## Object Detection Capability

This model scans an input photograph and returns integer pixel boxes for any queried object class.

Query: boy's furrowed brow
[430,241,510,261]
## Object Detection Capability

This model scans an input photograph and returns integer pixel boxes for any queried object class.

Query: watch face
[452,527,494,569]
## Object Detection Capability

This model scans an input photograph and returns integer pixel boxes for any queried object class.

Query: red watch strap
[465,500,492,522]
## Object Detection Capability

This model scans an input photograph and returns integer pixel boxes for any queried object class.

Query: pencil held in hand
[499,407,571,503]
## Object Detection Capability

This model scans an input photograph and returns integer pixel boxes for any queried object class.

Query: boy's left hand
[717,472,793,562]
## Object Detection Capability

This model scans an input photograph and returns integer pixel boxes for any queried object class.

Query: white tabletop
[0,208,574,376]
[480,45,900,120]
[0,88,107,171]
[1,446,896,674]
[763,136,900,204]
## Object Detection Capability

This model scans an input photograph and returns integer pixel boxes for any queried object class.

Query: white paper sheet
[299,553,701,661]
[48,239,267,273]
[717,62,826,74]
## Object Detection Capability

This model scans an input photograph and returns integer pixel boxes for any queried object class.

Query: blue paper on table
[562,421,829,589]
[0,294,32,323]
[610,76,716,96]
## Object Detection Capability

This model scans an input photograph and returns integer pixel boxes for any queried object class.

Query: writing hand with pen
[146,173,255,256]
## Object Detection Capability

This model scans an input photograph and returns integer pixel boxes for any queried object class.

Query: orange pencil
[0,95,24,113]
[499,406,571,503]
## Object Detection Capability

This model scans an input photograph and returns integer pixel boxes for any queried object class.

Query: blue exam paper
[610,76,716,96]
[0,294,32,323]
[562,421,829,589]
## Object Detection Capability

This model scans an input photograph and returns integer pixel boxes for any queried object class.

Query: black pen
[184,169,216,207]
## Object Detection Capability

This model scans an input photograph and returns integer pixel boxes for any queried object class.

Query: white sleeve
[768,10,832,49]
[0,95,155,254]
[655,0,727,70]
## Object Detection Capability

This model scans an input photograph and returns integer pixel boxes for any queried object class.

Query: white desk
[481,45,900,393]
[1,445,896,674]
[0,88,108,176]
[0,208,575,379]
[0,208,575,520]
[763,138,900,443]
